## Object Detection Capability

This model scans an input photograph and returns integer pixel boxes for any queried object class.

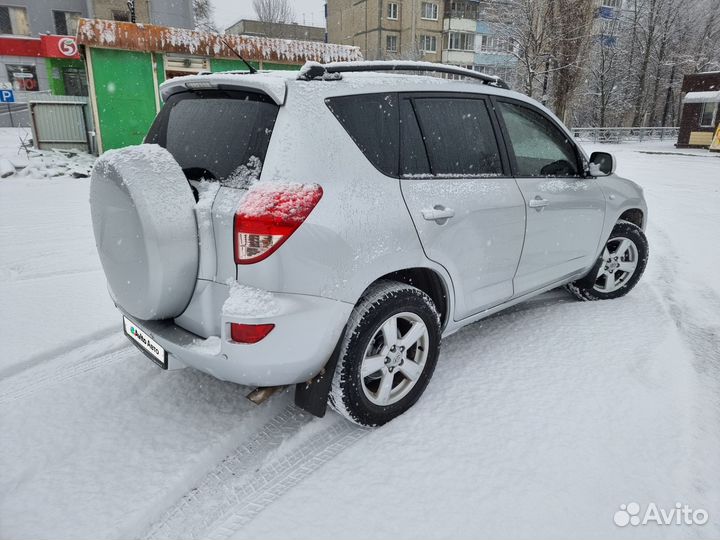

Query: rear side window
[411,97,503,177]
[146,90,278,185]
[400,99,431,176]
[497,101,580,177]
[326,93,399,177]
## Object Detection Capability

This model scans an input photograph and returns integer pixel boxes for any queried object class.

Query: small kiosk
[677,71,720,149]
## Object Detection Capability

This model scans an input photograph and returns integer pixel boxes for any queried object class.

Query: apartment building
[442,0,516,79]
[594,0,626,47]
[326,0,443,61]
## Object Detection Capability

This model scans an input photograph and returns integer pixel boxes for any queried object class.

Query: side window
[498,101,580,177]
[411,97,503,177]
[326,93,399,177]
[400,99,430,176]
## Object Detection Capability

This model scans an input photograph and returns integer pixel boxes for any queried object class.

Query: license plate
[123,317,167,369]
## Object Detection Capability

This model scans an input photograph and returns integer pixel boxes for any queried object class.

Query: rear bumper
[120,292,353,387]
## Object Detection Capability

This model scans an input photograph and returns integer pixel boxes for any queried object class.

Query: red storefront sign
[40,35,80,59]
[0,35,80,60]
[0,36,42,57]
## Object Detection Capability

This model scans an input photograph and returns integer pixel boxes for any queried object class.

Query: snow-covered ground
[1,132,718,539]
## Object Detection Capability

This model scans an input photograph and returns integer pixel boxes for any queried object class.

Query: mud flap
[294,326,346,418]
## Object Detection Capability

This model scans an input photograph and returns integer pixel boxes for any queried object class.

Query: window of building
[447,32,474,51]
[5,64,39,91]
[386,34,398,52]
[498,101,580,177]
[600,0,622,7]
[53,10,81,35]
[700,102,718,127]
[387,2,398,20]
[0,6,30,35]
[410,97,503,177]
[112,10,130,22]
[421,2,438,20]
[446,1,479,20]
[63,67,88,96]
[420,35,437,53]
[478,34,514,53]
[326,93,399,177]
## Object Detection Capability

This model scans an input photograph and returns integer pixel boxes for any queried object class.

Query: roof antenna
[220,36,257,74]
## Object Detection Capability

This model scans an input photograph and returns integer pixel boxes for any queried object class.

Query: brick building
[326,0,443,62]
[677,71,720,148]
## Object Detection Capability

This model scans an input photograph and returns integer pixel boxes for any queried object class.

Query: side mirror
[589,151,616,177]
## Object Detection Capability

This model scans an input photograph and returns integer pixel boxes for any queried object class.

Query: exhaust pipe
[246,386,284,405]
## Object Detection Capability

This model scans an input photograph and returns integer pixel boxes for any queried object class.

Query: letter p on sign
[0,89,15,103]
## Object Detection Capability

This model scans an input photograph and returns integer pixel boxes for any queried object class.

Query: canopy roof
[76,19,362,65]
[683,90,720,104]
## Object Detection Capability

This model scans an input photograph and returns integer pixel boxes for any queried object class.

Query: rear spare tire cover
[90,144,198,320]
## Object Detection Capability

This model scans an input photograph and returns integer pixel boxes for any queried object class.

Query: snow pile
[222,281,280,319]
[224,156,262,189]
[12,148,95,179]
[0,158,14,178]
[195,180,220,213]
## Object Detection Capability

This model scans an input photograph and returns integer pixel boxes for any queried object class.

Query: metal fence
[572,127,679,143]
[28,95,95,154]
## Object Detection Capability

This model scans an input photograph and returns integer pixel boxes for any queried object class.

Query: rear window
[146,90,278,185]
[325,93,399,177]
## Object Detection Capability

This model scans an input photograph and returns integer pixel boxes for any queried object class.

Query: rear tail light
[230,323,275,344]
[234,183,323,264]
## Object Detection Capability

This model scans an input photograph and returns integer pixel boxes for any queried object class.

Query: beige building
[327,0,443,62]
[226,20,325,42]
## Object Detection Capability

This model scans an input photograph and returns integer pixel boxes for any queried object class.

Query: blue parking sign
[0,89,15,103]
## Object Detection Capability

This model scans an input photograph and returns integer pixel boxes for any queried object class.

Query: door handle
[421,205,455,224]
[528,197,549,209]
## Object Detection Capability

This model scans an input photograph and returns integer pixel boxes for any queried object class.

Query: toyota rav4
[90,61,649,427]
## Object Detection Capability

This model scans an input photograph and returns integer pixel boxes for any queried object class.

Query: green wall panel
[90,48,157,151]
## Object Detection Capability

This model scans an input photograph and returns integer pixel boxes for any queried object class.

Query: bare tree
[193,0,218,32]
[252,0,295,24]
[547,0,596,124]
[490,0,553,99]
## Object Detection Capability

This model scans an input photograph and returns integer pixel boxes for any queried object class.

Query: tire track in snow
[0,335,135,405]
[144,406,369,540]
[650,226,720,510]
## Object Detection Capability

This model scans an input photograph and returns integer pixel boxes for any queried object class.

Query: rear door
[399,94,526,320]
[494,99,605,294]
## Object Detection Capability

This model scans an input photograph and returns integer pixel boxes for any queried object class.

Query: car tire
[567,220,649,301]
[329,280,441,427]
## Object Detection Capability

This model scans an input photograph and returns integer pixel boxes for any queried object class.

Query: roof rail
[298,60,510,90]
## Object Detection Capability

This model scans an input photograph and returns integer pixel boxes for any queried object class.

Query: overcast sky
[212,0,327,31]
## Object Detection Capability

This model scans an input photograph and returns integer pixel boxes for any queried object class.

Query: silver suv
[90,61,648,427]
